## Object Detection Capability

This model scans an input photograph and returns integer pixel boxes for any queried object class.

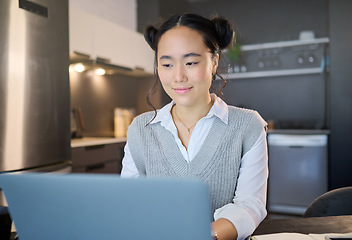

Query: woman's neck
[171,94,214,147]
[173,95,214,124]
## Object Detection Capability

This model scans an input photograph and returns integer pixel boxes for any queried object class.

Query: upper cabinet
[69,6,154,76]
[131,32,155,73]
[69,7,94,57]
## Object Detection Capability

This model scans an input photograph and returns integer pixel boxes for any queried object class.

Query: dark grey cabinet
[328,0,352,189]
[71,142,125,174]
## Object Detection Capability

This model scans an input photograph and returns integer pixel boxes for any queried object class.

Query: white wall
[69,0,137,31]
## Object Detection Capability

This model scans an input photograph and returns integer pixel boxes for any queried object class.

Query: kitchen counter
[254,215,352,235]
[71,137,127,148]
[268,129,330,135]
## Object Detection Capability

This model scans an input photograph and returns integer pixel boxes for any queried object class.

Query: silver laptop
[0,173,212,240]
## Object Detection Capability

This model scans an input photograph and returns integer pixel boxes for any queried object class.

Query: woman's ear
[212,53,220,74]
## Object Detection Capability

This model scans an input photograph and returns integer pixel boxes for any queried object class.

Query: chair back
[303,186,352,218]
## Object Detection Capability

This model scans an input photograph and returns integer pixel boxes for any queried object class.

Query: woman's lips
[173,87,192,94]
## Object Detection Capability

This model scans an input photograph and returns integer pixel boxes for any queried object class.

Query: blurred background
[1,0,351,218]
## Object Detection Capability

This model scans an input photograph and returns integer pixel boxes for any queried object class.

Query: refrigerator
[0,0,71,204]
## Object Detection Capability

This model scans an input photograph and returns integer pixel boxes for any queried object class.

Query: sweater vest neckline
[153,116,229,177]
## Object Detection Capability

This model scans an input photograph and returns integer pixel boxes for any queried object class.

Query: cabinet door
[131,32,155,73]
[70,7,154,74]
[69,6,94,56]
[71,143,124,174]
[93,17,134,69]
[73,159,121,174]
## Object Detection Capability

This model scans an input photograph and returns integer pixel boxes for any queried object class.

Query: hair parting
[176,15,183,26]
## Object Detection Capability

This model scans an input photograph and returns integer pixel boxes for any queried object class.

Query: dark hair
[144,13,235,120]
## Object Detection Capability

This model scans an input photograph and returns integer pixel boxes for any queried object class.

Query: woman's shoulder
[128,111,156,138]
[227,105,266,127]
[228,105,260,118]
[131,111,156,126]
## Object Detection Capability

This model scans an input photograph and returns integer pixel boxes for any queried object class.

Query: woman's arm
[212,218,238,240]
[120,142,140,178]
[213,130,268,240]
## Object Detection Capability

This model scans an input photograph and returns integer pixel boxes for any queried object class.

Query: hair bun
[144,25,158,50]
[211,17,235,50]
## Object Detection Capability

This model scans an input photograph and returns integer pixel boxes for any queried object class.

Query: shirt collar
[150,93,229,126]
[207,93,228,124]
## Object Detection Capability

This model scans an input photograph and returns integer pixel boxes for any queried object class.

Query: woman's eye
[162,64,172,68]
[186,62,198,66]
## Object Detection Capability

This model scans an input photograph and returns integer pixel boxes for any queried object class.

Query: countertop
[71,130,330,147]
[71,137,127,148]
[253,215,352,235]
[268,129,330,135]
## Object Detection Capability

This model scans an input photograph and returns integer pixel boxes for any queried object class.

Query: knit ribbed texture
[127,106,267,214]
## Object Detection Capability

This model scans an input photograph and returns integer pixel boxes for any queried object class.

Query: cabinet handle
[135,66,145,71]
[86,163,105,171]
[73,51,90,58]
[19,0,48,18]
[289,146,304,148]
[95,58,133,72]
[85,145,105,150]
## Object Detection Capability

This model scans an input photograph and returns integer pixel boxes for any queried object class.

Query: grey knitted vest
[127,106,266,214]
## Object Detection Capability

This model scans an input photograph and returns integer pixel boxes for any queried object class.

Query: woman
[121,13,268,240]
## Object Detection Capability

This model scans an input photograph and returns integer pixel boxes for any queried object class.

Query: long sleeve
[120,142,140,178]
[213,130,268,240]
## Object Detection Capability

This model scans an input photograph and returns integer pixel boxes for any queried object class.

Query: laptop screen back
[0,173,212,240]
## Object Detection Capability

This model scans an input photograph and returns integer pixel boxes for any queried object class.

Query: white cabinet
[131,31,155,74]
[69,6,154,74]
[69,6,94,57]
[93,17,134,69]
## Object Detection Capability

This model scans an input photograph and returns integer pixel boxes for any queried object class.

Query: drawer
[72,159,121,174]
[71,143,121,167]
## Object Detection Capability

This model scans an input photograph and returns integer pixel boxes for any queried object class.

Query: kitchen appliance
[0,0,71,204]
[220,37,330,130]
[267,133,328,215]
[114,107,135,138]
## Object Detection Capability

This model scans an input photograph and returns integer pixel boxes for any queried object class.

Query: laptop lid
[0,173,212,240]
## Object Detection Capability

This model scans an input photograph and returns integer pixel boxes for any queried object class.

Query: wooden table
[253,215,352,235]
[10,216,352,240]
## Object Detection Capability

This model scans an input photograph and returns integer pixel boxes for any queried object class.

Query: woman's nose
[174,65,186,82]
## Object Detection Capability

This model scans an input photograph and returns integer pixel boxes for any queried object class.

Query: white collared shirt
[121,94,268,240]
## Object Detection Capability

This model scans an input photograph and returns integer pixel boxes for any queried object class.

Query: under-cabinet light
[73,63,85,73]
[95,68,106,76]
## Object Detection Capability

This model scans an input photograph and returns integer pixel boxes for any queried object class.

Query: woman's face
[157,26,219,108]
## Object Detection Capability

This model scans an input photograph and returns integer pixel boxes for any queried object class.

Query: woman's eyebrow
[184,52,201,58]
[159,52,201,60]
[159,55,171,60]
